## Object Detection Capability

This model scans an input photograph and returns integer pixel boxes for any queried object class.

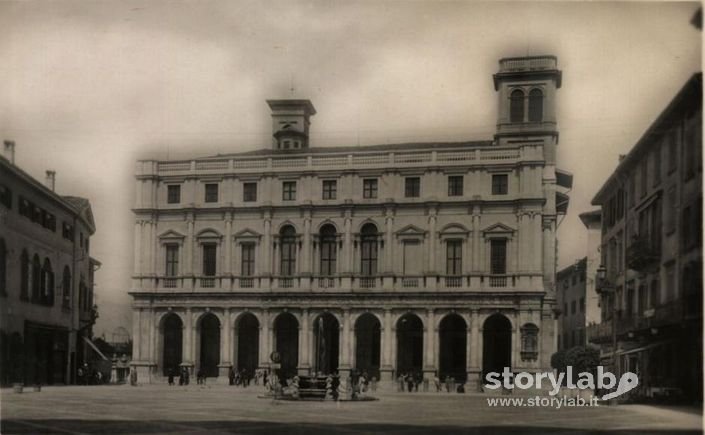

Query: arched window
[62,266,71,309]
[0,238,6,296]
[528,89,543,122]
[319,225,337,276]
[279,226,297,277]
[42,258,54,306]
[31,254,41,303]
[20,250,29,300]
[360,223,378,276]
[510,89,525,123]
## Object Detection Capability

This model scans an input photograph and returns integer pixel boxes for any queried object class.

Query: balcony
[278,277,294,288]
[239,277,254,289]
[163,278,178,288]
[200,277,215,288]
[359,277,377,289]
[445,276,463,288]
[626,236,661,272]
[401,277,420,288]
[488,275,508,288]
[498,56,558,73]
[317,277,336,289]
[587,322,612,344]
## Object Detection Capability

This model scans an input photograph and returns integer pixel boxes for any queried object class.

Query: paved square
[1,384,702,434]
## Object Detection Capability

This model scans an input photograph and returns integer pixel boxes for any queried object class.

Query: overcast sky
[0,1,700,338]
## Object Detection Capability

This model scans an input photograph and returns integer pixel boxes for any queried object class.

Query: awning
[556,191,570,215]
[82,336,109,361]
[556,169,573,189]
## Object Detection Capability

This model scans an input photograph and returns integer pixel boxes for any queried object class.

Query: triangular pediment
[233,228,262,239]
[395,224,426,236]
[158,229,186,239]
[481,222,516,234]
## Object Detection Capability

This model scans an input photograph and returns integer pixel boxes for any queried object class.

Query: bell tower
[266,99,317,151]
[493,55,562,152]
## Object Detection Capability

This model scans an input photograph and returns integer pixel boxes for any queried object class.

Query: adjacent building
[0,141,100,385]
[588,73,702,401]
[556,210,602,351]
[129,55,571,387]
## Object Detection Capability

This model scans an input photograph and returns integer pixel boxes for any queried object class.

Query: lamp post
[596,265,618,374]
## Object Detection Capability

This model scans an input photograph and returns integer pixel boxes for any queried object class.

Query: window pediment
[482,222,516,238]
[439,223,470,241]
[159,230,186,245]
[233,228,262,243]
[196,228,223,243]
[395,224,427,241]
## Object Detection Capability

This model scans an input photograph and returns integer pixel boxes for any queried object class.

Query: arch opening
[355,313,381,379]
[396,313,423,376]
[482,314,512,380]
[439,314,467,382]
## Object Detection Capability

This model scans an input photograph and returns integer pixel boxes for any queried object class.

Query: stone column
[218,308,232,382]
[258,310,270,369]
[384,212,394,273]
[303,216,312,274]
[472,212,481,272]
[186,217,195,276]
[150,219,157,280]
[380,309,393,381]
[467,310,481,389]
[225,217,233,276]
[428,211,437,274]
[133,222,142,280]
[344,212,353,273]
[300,309,310,370]
[132,308,142,361]
[148,309,156,365]
[263,214,272,283]
[181,308,194,374]
[340,309,352,372]
[423,309,435,379]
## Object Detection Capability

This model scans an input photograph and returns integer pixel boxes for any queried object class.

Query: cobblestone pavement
[1,384,702,434]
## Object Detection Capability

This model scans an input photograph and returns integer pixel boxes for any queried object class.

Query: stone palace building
[130,55,570,387]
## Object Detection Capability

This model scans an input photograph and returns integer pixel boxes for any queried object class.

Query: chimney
[45,170,56,191]
[3,140,15,164]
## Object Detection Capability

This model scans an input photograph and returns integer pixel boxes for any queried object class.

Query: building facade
[588,73,702,401]
[130,56,570,387]
[556,210,602,351]
[556,258,587,350]
[0,141,99,386]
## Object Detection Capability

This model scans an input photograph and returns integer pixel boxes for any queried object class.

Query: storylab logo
[485,366,639,400]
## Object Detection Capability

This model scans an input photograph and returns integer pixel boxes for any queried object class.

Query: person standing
[168,368,175,386]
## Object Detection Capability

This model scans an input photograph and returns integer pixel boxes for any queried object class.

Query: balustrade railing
[279,277,294,288]
[359,277,376,289]
[200,277,215,288]
[163,278,177,288]
[445,276,462,288]
[317,277,336,289]
[239,277,254,288]
[402,277,419,288]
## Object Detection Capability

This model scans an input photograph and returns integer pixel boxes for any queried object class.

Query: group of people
[76,363,105,385]
[432,374,465,393]
[228,367,253,386]
[166,367,191,386]
[397,372,424,392]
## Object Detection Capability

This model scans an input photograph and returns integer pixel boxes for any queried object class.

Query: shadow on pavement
[1,420,702,435]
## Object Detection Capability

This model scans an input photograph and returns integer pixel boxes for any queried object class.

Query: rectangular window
[363,179,378,199]
[640,160,648,197]
[202,244,217,276]
[580,297,585,313]
[282,181,296,201]
[492,174,508,195]
[167,185,181,204]
[665,262,676,301]
[0,185,11,209]
[280,240,296,276]
[405,177,420,198]
[490,239,507,274]
[571,300,576,315]
[448,176,463,197]
[320,239,337,276]
[628,172,636,206]
[684,125,696,180]
[446,240,462,275]
[668,129,678,173]
[204,183,218,203]
[361,238,378,276]
[241,244,255,277]
[165,244,179,277]
[652,148,661,186]
[322,180,337,200]
[243,182,257,202]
